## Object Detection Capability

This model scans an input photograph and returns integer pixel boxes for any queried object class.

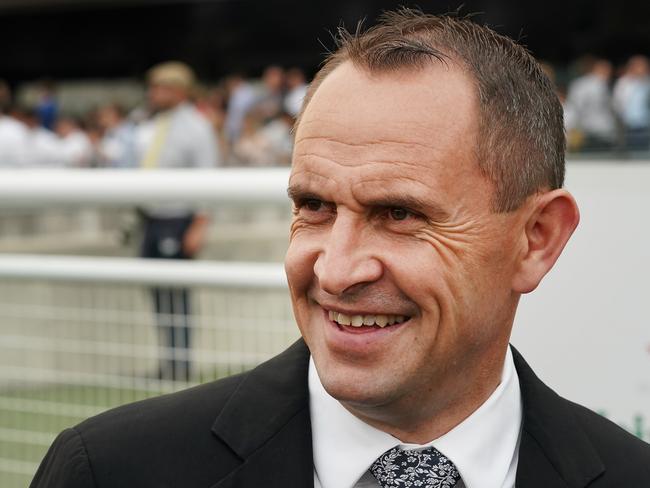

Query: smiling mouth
[327,310,410,328]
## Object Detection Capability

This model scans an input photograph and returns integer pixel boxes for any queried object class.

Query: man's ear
[512,189,580,294]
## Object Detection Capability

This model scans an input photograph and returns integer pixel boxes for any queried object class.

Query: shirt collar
[309,347,522,488]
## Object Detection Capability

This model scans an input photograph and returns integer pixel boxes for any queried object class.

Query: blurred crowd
[552,54,650,152]
[0,62,307,168]
[1,53,650,169]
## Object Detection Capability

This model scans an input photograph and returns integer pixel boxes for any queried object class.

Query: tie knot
[370,445,461,488]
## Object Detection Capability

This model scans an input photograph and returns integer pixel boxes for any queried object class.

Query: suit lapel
[208,341,606,487]
[512,347,605,487]
[210,340,314,488]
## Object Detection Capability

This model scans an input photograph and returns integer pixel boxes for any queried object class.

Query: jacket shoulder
[512,346,650,486]
[565,399,650,481]
[32,341,312,487]
[79,372,245,435]
[30,428,96,488]
[33,373,248,488]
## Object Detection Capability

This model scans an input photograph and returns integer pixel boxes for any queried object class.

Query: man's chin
[316,361,398,408]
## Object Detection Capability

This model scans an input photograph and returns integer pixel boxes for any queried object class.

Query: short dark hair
[297,8,565,212]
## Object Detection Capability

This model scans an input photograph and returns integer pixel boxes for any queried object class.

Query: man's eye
[304,199,323,211]
[389,207,410,221]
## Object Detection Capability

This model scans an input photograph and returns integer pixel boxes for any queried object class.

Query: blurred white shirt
[284,83,308,117]
[135,102,220,217]
[224,82,258,143]
[135,102,219,169]
[25,127,65,167]
[0,115,29,167]
[613,75,650,129]
[58,130,93,167]
[99,122,137,167]
[566,74,616,140]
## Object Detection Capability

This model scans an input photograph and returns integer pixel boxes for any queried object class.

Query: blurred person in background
[540,61,581,151]
[0,79,10,112]
[136,60,220,381]
[613,55,650,150]
[83,112,105,167]
[224,73,258,153]
[194,85,228,163]
[254,65,285,121]
[230,66,295,165]
[232,110,294,166]
[12,106,63,167]
[136,61,220,169]
[231,111,267,164]
[254,109,294,165]
[96,103,136,167]
[35,79,59,131]
[284,67,308,117]
[55,115,94,167]
[565,57,617,151]
[0,79,29,166]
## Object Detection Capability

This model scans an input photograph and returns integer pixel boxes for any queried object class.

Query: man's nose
[313,216,383,296]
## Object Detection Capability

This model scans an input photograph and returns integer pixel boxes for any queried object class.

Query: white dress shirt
[310,347,522,488]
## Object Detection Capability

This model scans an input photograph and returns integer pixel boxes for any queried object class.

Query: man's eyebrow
[287,184,321,202]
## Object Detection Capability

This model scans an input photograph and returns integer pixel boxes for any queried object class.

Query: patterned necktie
[370,445,461,488]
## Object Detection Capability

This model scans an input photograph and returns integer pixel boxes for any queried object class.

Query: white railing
[0,254,287,287]
[0,168,291,207]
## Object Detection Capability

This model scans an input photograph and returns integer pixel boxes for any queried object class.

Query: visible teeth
[337,313,351,326]
[329,310,409,328]
[351,315,364,327]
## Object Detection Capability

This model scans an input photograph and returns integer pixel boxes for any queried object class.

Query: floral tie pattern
[370,446,461,488]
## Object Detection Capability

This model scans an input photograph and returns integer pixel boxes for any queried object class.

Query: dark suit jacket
[31,340,650,487]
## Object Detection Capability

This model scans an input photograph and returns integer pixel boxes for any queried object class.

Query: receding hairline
[295,52,474,136]
[294,9,566,213]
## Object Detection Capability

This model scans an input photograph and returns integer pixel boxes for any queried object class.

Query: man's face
[285,62,524,419]
[147,83,186,111]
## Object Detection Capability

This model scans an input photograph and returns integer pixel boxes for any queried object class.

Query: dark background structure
[1,0,649,84]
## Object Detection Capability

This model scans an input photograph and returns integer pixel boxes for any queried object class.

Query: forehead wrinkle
[295,151,432,171]
[353,174,433,189]
[288,167,339,188]
[295,134,439,153]
[295,133,446,165]
[293,151,361,168]
[294,145,429,174]
[294,136,450,172]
